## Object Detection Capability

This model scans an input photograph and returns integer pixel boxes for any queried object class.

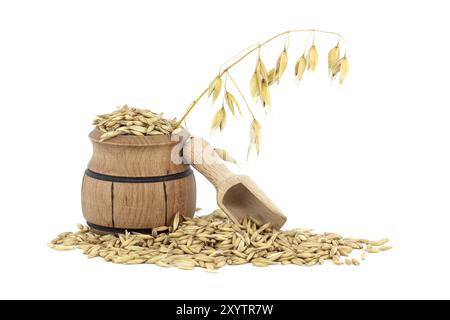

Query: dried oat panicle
[49,209,391,271]
[173,29,350,158]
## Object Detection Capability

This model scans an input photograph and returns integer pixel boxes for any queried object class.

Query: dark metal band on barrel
[84,168,193,183]
[87,222,152,234]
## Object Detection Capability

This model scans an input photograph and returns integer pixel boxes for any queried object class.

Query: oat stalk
[176,29,348,128]
[175,29,349,157]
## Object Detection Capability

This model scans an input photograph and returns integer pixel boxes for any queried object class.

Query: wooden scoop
[183,137,287,229]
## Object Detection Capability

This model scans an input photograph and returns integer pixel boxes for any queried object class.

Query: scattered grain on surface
[49,210,391,270]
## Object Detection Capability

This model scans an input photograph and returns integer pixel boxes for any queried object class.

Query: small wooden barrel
[81,129,196,234]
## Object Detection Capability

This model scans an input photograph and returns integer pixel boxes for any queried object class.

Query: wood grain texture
[165,174,197,225]
[183,136,233,188]
[88,129,187,177]
[218,176,287,230]
[81,175,113,227]
[112,182,166,229]
[183,137,287,229]
[81,129,197,232]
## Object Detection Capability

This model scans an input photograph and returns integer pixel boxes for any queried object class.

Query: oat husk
[93,105,179,141]
[49,209,391,271]
[328,45,340,76]
[307,44,319,71]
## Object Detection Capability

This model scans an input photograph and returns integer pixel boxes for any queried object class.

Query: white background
[1,0,449,300]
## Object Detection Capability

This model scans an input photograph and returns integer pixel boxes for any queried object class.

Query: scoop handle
[182,137,234,189]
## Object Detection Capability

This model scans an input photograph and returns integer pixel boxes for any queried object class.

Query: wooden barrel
[81,129,196,234]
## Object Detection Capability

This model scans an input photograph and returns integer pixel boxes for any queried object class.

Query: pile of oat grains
[93,105,180,141]
[49,209,391,270]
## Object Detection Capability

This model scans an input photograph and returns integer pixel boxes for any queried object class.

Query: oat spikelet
[331,59,342,80]
[267,68,276,86]
[211,107,226,131]
[294,55,307,83]
[339,56,349,85]
[247,119,262,157]
[256,58,268,82]
[225,92,242,117]
[328,45,340,76]
[261,81,271,111]
[214,148,239,165]
[274,49,288,84]
[307,44,319,71]
[208,76,223,104]
[250,72,259,102]
[255,58,268,94]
